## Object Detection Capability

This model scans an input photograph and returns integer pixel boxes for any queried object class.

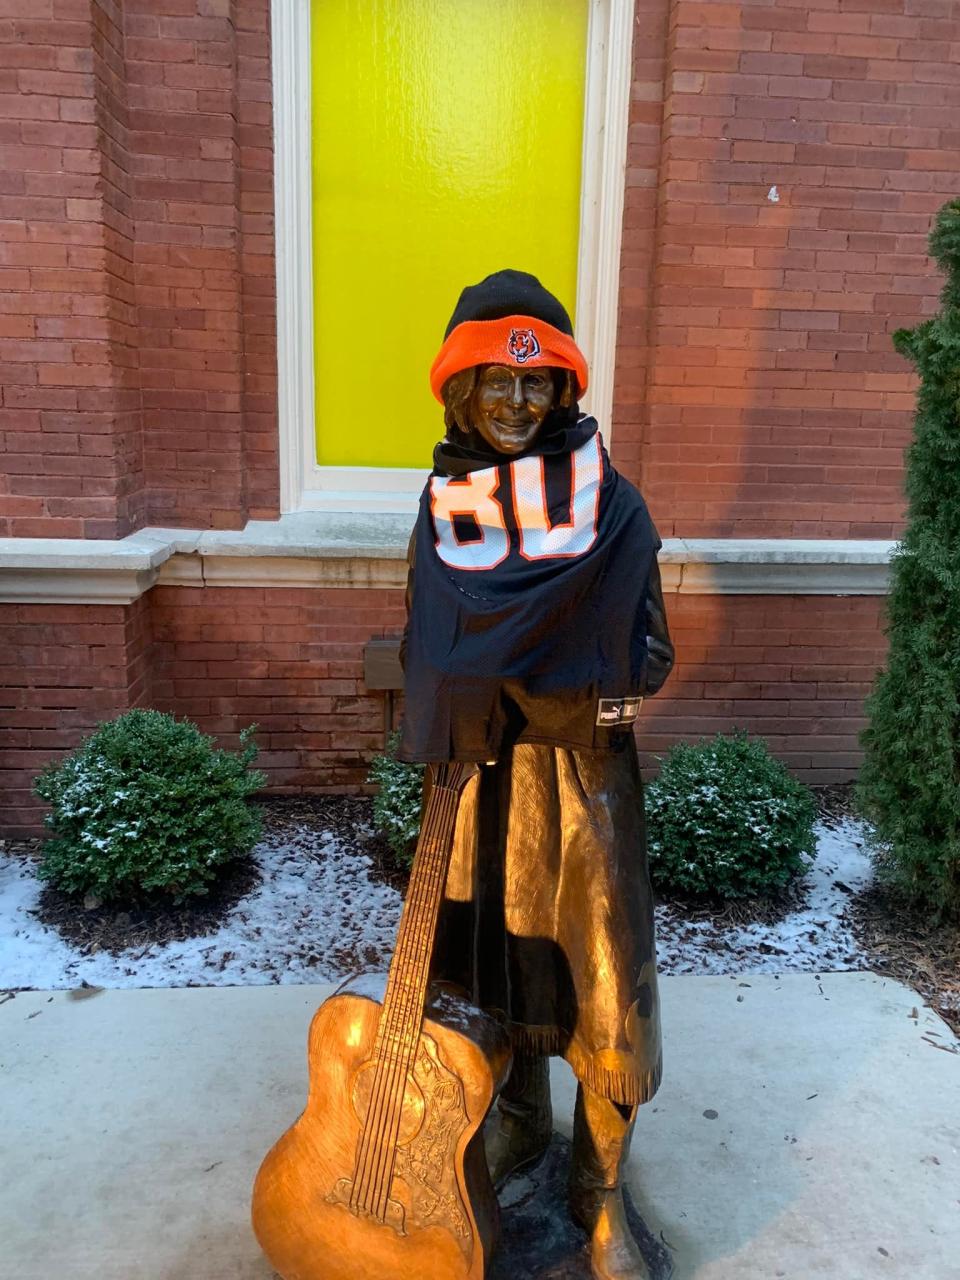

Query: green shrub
[644,730,818,899]
[34,709,267,903]
[856,197,960,921]
[367,731,424,866]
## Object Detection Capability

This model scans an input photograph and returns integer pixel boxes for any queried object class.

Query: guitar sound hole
[352,1059,426,1147]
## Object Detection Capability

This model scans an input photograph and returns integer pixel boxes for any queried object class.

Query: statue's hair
[441,367,478,435]
[441,366,574,435]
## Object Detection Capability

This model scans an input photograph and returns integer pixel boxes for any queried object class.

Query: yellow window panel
[311,0,589,469]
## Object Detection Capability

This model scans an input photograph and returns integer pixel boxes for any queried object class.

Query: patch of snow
[0,816,876,991]
[655,818,875,976]
[0,826,402,991]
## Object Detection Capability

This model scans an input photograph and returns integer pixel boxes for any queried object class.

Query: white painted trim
[674,559,892,596]
[575,0,634,439]
[0,523,901,602]
[298,464,429,515]
[273,0,633,514]
[153,556,203,588]
[196,555,405,591]
[0,568,162,606]
[271,0,315,515]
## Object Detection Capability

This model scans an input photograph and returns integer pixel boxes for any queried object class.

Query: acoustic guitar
[252,762,512,1280]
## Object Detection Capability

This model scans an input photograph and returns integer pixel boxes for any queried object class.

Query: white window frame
[272,0,635,515]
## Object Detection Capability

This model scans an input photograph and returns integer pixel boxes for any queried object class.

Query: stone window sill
[0,512,899,604]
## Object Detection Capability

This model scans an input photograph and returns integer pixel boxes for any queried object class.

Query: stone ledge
[0,566,163,606]
[0,513,900,603]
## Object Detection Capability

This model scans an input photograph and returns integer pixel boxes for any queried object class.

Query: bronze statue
[251,270,674,1280]
[399,269,676,1279]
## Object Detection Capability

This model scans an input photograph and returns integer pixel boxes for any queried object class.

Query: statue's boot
[484,1050,553,1190]
[568,1082,650,1280]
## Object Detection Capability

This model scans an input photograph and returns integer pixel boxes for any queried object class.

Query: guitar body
[252,973,512,1280]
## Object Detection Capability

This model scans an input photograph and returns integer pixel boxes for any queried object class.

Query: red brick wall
[0,0,143,539]
[639,592,884,780]
[148,584,407,791]
[147,587,882,793]
[0,593,153,837]
[1,585,883,836]
[0,0,276,539]
[613,0,952,538]
[128,0,278,530]
[613,0,671,492]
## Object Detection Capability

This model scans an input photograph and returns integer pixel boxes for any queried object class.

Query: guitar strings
[352,767,462,1214]
[351,790,438,1211]
[353,783,440,1205]
[368,783,457,1216]
[361,774,459,1216]
[354,772,457,1213]
[363,767,467,1217]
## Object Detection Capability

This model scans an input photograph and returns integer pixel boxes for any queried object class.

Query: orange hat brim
[430,315,589,403]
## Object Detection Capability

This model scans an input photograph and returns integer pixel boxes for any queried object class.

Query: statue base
[489,1133,674,1279]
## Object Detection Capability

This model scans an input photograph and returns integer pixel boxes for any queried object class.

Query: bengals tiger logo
[507,327,541,364]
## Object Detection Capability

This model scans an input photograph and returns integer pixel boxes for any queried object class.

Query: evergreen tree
[856,197,960,921]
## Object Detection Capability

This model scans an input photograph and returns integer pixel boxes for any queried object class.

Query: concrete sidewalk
[1,972,957,1279]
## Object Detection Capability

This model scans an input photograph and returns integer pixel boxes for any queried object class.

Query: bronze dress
[406,548,675,1108]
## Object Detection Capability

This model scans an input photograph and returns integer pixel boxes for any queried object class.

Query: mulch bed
[652,877,807,930]
[11,794,399,958]
[4,783,958,1041]
[31,855,261,957]
[254,793,411,895]
[810,781,864,829]
[807,784,959,1038]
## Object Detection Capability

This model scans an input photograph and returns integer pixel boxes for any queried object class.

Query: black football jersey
[398,416,666,764]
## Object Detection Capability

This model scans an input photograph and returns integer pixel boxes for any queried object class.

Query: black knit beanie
[443,268,575,340]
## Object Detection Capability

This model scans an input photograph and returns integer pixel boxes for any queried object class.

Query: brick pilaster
[0,0,143,539]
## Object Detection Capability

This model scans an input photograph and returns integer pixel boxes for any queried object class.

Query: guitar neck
[349,761,477,1222]
[374,764,473,1061]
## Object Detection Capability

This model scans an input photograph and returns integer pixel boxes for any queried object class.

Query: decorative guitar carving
[252,762,512,1280]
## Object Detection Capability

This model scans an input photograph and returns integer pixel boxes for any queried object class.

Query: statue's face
[467,364,558,455]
